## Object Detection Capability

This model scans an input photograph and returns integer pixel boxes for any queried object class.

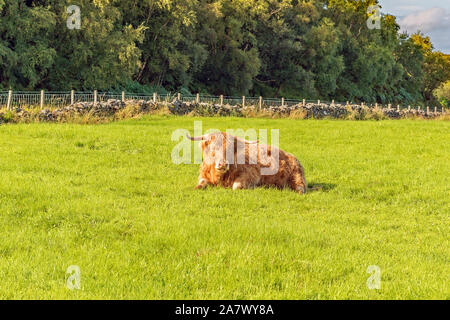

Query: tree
[191,0,261,95]
[0,0,448,105]
[304,17,344,99]
[118,0,202,91]
[0,1,57,89]
[251,0,323,98]
[434,81,450,108]
[411,33,450,105]
[46,0,145,90]
[0,0,145,90]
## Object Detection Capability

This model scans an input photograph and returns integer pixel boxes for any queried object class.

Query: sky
[379,0,450,53]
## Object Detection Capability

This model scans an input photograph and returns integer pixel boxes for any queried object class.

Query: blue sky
[379,0,450,53]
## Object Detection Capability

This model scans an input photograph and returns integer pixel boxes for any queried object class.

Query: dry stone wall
[0,99,446,123]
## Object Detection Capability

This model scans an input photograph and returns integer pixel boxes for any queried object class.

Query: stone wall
[169,100,445,119]
[1,99,446,123]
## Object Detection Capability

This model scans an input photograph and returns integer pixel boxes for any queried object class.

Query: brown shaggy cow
[187,132,307,194]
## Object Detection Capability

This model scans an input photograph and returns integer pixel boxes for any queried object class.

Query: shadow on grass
[307,182,336,193]
[189,181,336,194]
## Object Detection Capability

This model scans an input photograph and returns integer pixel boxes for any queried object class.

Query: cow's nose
[215,160,227,169]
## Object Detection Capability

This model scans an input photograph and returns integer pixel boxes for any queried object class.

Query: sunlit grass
[0,116,448,299]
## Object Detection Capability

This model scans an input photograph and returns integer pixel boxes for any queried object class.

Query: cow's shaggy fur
[193,132,307,194]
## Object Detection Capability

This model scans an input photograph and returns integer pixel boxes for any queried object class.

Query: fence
[0,90,445,113]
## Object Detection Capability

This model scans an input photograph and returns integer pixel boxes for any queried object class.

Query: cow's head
[187,132,231,173]
[187,132,258,174]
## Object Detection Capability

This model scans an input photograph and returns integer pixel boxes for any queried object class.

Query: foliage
[433,81,450,108]
[0,0,144,90]
[411,33,450,105]
[0,0,449,105]
[109,80,168,95]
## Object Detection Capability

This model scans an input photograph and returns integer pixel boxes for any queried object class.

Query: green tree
[119,0,203,91]
[411,33,450,105]
[0,0,145,90]
[1,0,448,105]
[433,80,450,108]
[47,0,145,90]
[0,1,57,89]
[191,0,261,95]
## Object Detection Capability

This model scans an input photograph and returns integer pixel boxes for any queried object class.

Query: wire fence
[0,90,444,113]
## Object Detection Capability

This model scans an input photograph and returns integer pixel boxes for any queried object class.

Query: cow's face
[200,133,230,174]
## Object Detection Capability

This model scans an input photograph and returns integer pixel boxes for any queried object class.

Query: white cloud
[399,7,450,33]
[380,0,450,16]
[396,5,425,13]
[397,7,450,52]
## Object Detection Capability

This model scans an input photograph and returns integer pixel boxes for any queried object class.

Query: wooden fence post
[121,91,125,102]
[7,90,12,111]
[94,90,97,105]
[71,90,75,105]
[40,90,44,109]
[317,99,320,105]
[259,96,262,110]
[220,95,223,106]
[177,93,181,100]
[388,104,391,110]
[397,105,400,112]
[408,105,410,111]
[153,92,157,103]
[375,103,378,109]
[242,96,245,107]
[434,107,437,113]
[346,101,349,106]
[196,93,199,103]
[426,106,429,114]
[303,99,305,107]
[281,97,284,107]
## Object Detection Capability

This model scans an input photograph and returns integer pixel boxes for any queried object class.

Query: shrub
[433,81,450,108]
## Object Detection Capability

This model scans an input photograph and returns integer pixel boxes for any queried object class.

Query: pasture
[0,116,448,299]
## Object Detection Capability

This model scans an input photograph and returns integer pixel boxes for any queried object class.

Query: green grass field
[0,116,448,299]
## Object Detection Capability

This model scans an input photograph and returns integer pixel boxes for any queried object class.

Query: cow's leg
[232,170,259,190]
[232,182,242,190]
[289,162,307,194]
[195,177,209,189]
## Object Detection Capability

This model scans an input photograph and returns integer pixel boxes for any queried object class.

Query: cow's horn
[186,133,207,141]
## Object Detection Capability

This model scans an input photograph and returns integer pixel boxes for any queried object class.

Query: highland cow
[187,132,307,194]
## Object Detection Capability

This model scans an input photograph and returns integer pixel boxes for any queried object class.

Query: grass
[0,116,448,299]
